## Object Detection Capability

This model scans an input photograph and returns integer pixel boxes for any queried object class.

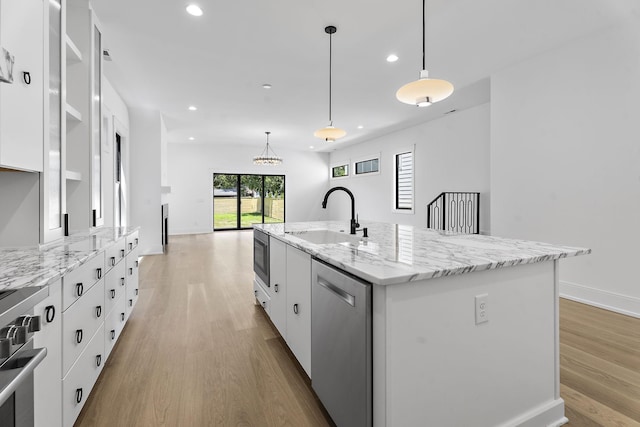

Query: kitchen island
[253,221,590,427]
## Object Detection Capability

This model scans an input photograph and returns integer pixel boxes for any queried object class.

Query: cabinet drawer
[62,279,105,376]
[104,297,126,360]
[253,279,270,315]
[62,327,105,427]
[62,255,105,311]
[104,238,126,273]
[104,261,126,316]
[125,231,139,254]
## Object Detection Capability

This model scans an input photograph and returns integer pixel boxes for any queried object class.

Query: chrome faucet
[321,186,359,234]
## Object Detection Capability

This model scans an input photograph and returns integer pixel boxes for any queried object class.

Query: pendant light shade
[396,0,453,107]
[315,25,346,142]
[253,131,282,165]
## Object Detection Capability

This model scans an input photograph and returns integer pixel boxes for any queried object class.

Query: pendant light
[314,25,346,142]
[396,0,453,107]
[253,131,282,165]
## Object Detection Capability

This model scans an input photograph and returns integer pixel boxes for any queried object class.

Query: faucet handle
[355,214,360,228]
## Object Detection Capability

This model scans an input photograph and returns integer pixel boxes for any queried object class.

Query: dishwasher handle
[316,277,355,307]
[0,347,47,406]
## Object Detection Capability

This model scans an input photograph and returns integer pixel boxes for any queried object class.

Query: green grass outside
[214,212,283,229]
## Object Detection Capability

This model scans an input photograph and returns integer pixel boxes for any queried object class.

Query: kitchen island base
[373,260,567,427]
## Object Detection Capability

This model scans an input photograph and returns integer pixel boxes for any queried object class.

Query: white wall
[491,19,640,316]
[327,103,491,232]
[130,108,163,255]
[167,143,329,235]
[0,171,40,246]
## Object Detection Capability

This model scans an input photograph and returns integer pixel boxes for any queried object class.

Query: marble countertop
[254,221,591,285]
[0,227,139,292]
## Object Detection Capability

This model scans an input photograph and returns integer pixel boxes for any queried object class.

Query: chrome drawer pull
[75,388,83,404]
[110,257,116,266]
[111,329,115,340]
[75,329,83,344]
[96,306,102,318]
[110,289,116,299]
[76,283,84,297]
[293,303,299,314]
[96,268,102,280]
[96,354,102,367]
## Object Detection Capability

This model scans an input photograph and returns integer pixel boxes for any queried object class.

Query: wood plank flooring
[76,231,640,427]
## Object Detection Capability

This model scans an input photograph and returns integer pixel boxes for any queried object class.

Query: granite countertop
[0,227,139,292]
[254,221,591,286]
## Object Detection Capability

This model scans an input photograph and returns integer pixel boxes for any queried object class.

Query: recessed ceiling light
[357,125,364,129]
[188,105,197,111]
[309,146,314,149]
[188,137,195,141]
[186,4,203,16]
[386,54,399,63]
[262,83,272,89]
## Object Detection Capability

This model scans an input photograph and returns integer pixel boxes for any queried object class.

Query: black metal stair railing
[427,192,480,234]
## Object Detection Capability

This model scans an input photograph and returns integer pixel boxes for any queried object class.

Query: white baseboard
[560,281,640,319]
[169,229,211,236]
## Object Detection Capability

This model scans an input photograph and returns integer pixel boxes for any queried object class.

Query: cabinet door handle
[96,268,102,280]
[76,388,83,404]
[129,243,133,250]
[96,354,102,367]
[111,329,115,340]
[76,283,84,297]
[96,306,102,318]
[261,301,267,308]
[110,289,116,299]
[110,257,116,266]
[274,284,279,293]
[121,312,125,321]
[135,288,139,296]
[129,299,133,307]
[75,329,83,344]
[120,249,125,258]
[293,303,299,314]
[120,277,125,286]
[129,268,133,276]
[45,305,55,323]
[135,260,139,268]
[254,290,257,297]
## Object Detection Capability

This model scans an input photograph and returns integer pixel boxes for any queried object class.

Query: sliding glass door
[213,174,285,230]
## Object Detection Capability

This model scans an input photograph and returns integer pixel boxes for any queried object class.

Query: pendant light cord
[329,30,333,124]
[422,0,426,70]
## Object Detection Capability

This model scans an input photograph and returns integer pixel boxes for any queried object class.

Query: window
[332,164,349,178]
[395,151,413,211]
[355,158,379,175]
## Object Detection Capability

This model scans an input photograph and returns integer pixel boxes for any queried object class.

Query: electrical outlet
[475,294,489,325]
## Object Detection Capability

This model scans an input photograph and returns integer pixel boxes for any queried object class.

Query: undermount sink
[286,229,361,245]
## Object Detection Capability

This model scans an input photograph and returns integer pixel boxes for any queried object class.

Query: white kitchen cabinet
[33,279,62,427]
[62,326,104,427]
[124,245,139,319]
[104,257,125,317]
[61,253,104,311]
[285,245,311,376]
[104,296,125,360]
[268,237,287,336]
[0,0,44,172]
[62,276,104,376]
[257,239,312,377]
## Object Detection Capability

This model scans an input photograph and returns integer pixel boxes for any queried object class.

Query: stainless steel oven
[253,229,270,287]
[0,288,48,427]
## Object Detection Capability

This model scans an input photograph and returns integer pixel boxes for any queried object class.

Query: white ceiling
[91,0,638,152]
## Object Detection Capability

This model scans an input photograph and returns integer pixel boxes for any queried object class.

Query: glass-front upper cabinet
[41,0,65,243]
[90,15,103,227]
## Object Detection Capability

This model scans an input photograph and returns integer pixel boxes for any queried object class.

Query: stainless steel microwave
[253,229,270,286]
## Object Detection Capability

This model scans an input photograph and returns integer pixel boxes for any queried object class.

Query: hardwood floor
[76,231,640,427]
[561,299,640,427]
[76,231,331,427]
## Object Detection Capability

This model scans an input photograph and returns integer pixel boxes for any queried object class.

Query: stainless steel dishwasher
[311,259,372,427]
